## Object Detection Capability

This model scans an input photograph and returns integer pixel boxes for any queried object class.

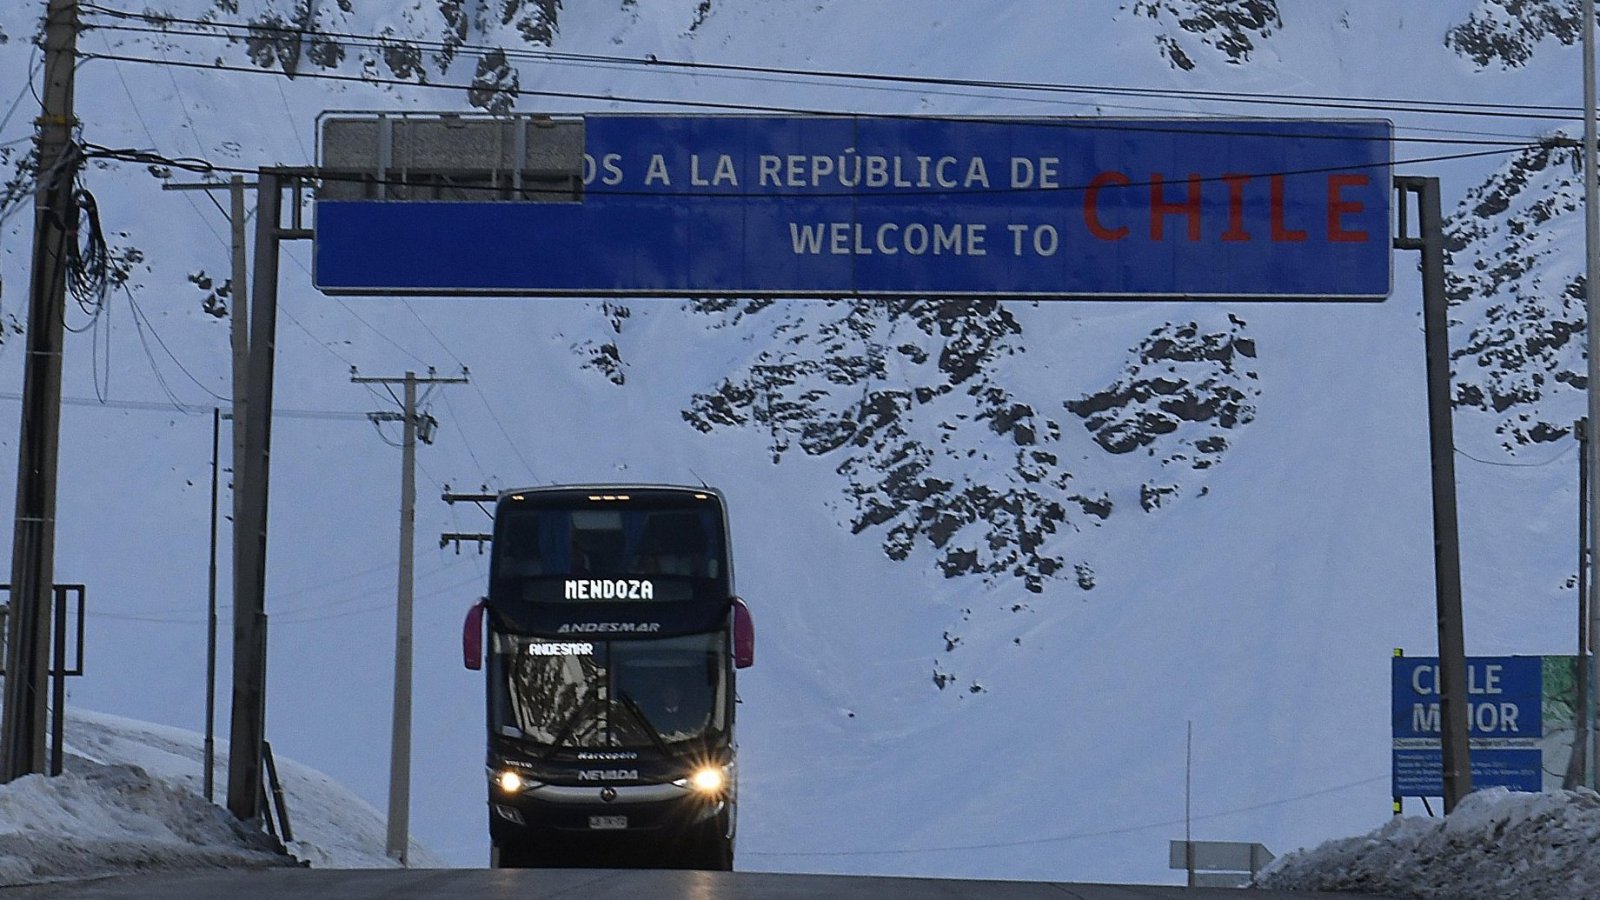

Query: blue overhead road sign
[313,115,1393,298]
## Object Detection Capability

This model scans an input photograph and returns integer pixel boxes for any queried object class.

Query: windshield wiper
[542,692,602,760]
[616,691,677,760]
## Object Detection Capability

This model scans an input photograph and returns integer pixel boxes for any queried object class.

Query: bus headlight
[496,770,526,793]
[688,766,724,793]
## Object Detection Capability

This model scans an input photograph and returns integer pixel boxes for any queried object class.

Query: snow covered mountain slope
[0,0,1592,883]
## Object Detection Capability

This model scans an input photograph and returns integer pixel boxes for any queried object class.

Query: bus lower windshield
[493,633,728,750]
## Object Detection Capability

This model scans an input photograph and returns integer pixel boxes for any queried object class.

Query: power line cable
[150,28,215,162]
[121,282,230,402]
[119,284,190,410]
[80,130,1544,203]
[275,571,483,624]
[89,61,353,383]
[88,283,111,400]
[275,300,359,368]
[270,599,389,625]
[368,415,405,449]
[94,605,209,621]
[74,48,1554,151]
[1455,441,1577,467]
[405,325,493,477]
[438,389,490,485]
[76,7,1587,126]
[0,120,99,237]
[471,378,537,481]
[271,556,465,616]
[402,301,466,370]
[68,104,1545,209]
[95,29,233,255]
[0,51,42,139]
[395,302,518,485]
[266,557,399,602]
[278,243,430,365]
[274,75,312,163]
[102,566,482,625]
[745,773,1391,857]
[0,390,369,419]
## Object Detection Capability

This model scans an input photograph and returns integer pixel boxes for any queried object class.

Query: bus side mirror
[464,600,486,671]
[733,597,754,669]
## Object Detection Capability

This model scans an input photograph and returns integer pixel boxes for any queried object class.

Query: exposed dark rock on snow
[684,298,1112,594]
[224,0,561,88]
[502,0,563,46]
[1126,0,1281,69]
[1445,141,1586,450]
[1446,0,1580,68]
[575,340,625,385]
[243,8,345,76]
[572,302,632,385]
[188,270,234,319]
[689,1,713,32]
[468,47,519,113]
[1065,317,1259,472]
[377,32,427,80]
[682,301,1255,596]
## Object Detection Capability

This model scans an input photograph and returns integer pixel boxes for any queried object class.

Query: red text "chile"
[1082,172,1372,243]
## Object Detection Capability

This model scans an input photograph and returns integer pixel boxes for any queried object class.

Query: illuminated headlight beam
[689,766,724,793]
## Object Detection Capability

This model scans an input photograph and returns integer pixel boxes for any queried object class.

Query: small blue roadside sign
[1391,655,1543,796]
[313,115,1392,299]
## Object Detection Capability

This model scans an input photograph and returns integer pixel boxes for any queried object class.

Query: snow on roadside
[0,708,443,886]
[8,708,1600,896]
[1256,787,1600,899]
[66,708,445,869]
[0,762,289,886]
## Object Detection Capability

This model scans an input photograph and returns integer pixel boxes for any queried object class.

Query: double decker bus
[463,485,753,869]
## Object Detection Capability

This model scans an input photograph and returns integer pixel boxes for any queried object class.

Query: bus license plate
[588,815,628,830]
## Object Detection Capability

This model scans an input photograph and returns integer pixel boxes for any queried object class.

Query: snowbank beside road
[1258,787,1600,899]
[7,708,1600,896]
[0,708,442,886]
[0,763,288,885]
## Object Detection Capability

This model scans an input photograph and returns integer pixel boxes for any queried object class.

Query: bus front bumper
[489,779,728,837]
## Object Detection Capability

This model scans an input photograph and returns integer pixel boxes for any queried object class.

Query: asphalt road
[1,869,1398,898]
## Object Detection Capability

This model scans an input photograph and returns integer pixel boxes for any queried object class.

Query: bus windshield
[492,496,729,603]
[494,633,729,750]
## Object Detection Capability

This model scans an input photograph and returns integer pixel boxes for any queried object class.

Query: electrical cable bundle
[66,184,109,317]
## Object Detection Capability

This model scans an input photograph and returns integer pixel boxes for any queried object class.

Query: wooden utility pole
[160,177,251,803]
[1584,0,1600,795]
[1395,177,1473,812]
[2,0,82,782]
[1570,418,1590,790]
[352,368,468,863]
[225,169,315,823]
[159,176,253,542]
